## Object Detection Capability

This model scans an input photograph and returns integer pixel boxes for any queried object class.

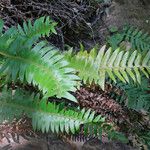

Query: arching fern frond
[0,18,79,102]
[0,41,78,101]
[0,88,107,135]
[64,46,150,90]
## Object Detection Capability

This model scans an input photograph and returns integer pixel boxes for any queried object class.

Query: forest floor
[0,0,150,150]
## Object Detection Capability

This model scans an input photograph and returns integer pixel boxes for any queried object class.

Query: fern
[108,26,150,52]
[17,16,57,40]
[64,45,150,90]
[0,88,127,141]
[0,17,79,102]
[107,26,150,111]
[109,77,150,112]
[139,131,150,149]
[0,87,110,135]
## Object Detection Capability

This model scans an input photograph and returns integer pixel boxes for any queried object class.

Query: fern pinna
[0,17,79,102]
[64,45,150,90]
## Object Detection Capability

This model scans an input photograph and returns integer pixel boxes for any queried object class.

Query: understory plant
[0,17,150,143]
[64,38,150,147]
[0,17,122,140]
[106,26,150,148]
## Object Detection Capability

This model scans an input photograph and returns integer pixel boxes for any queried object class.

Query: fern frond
[109,77,150,112]
[0,19,4,36]
[64,46,100,85]
[108,26,150,52]
[0,88,106,135]
[17,16,57,39]
[64,46,150,90]
[0,18,79,102]
[0,42,78,101]
[123,26,150,52]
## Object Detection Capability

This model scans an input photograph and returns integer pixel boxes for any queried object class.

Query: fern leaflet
[17,16,57,39]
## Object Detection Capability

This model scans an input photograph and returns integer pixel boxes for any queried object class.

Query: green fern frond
[0,88,106,135]
[0,18,79,102]
[108,26,150,52]
[64,46,150,90]
[109,77,150,112]
[123,26,150,52]
[0,42,78,101]
[17,16,57,39]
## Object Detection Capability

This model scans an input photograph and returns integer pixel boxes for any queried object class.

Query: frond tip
[17,16,57,39]
[123,26,150,52]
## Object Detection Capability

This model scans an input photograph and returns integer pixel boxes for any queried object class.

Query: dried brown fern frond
[76,87,128,123]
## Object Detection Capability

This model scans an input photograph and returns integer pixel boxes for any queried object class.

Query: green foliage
[108,131,129,143]
[0,17,79,102]
[2,17,150,143]
[109,76,150,112]
[139,131,150,149]
[107,26,150,112]
[108,33,124,50]
[64,45,150,90]
[0,87,114,136]
[18,16,57,38]
[108,26,150,52]
[0,17,128,141]
[108,26,118,33]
